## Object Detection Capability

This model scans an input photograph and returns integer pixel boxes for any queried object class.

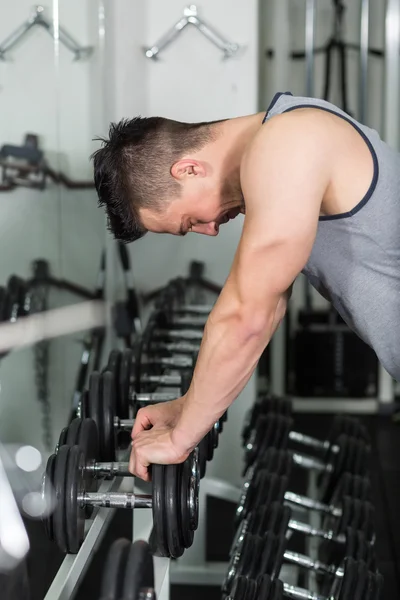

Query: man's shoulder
[242,108,331,177]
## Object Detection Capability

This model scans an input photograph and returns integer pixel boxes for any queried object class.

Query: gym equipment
[99,538,156,600]
[224,559,382,600]
[225,507,375,595]
[79,371,222,468]
[103,348,192,416]
[237,454,371,524]
[44,441,199,556]
[234,471,375,544]
[243,414,369,502]
[242,396,370,452]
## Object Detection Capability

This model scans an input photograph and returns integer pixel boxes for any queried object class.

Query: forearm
[172,293,287,451]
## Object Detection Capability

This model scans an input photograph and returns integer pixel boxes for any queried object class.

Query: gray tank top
[263,92,400,381]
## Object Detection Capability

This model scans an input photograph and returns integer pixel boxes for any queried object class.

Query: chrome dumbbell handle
[283,550,344,577]
[282,583,327,600]
[173,304,212,314]
[85,461,132,478]
[289,431,339,454]
[284,491,342,517]
[141,374,182,386]
[132,392,180,403]
[149,341,201,353]
[292,452,333,473]
[153,329,204,340]
[77,491,152,509]
[142,356,193,368]
[288,518,345,544]
[169,316,206,327]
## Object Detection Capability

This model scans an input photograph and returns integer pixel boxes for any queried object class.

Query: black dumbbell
[99,538,156,600]
[236,471,375,544]
[229,502,376,585]
[78,371,221,469]
[226,524,374,598]
[242,396,370,454]
[237,448,371,522]
[233,560,383,600]
[103,348,192,420]
[244,414,369,503]
[44,436,199,556]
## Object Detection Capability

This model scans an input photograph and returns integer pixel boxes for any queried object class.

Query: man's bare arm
[172,113,332,451]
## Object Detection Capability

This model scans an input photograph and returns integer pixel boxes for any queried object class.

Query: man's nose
[192,222,219,236]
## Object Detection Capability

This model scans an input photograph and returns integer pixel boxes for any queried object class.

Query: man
[92,91,400,481]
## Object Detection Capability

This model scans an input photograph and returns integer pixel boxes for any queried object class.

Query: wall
[106,0,259,486]
[0,0,107,455]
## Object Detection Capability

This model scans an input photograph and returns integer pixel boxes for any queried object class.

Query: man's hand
[131,397,185,438]
[129,426,191,481]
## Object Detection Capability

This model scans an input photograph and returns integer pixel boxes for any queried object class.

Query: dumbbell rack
[169,471,321,592]
[43,474,170,600]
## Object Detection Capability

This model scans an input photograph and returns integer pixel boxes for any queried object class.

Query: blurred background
[0,1,399,599]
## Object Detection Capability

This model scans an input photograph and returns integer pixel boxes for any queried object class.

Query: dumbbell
[237,448,371,522]
[43,432,199,556]
[229,500,376,584]
[102,348,191,420]
[236,470,375,544]
[99,538,156,600]
[224,561,383,600]
[225,507,375,596]
[244,414,369,503]
[242,396,370,454]
[78,371,221,469]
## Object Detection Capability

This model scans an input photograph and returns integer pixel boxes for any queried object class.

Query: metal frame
[44,476,170,600]
[143,5,243,60]
[0,5,93,61]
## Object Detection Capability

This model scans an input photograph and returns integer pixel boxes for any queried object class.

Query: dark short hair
[91,116,217,243]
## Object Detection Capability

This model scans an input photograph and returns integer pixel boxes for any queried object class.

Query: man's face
[140,170,245,237]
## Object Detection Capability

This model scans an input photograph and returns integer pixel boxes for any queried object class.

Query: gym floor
[25,413,400,600]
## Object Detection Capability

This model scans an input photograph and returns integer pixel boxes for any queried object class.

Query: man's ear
[171,159,205,181]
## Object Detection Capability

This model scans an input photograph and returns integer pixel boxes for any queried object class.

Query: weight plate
[107,349,122,379]
[354,560,369,600]
[248,535,265,580]
[246,577,258,600]
[164,464,185,558]
[100,538,131,600]
[43,454,56,541]
[88,372,104,459]
[66,418,82,447]
[65,445,85,553]
[151,464,169,557]
[120,540,154,600]
[132,340,144,393]
[53,445,69,553]
[205,429,214,461]
[179,455,197,548]
[257,575,272,600]
[198,438,207,478]
[257,532,284,580]
[222,532,253,594]
[80,390,89,420]
[319,434,349,504]
[212,422,219,448]
[77,418,99,518]
[275,415,292,450]
[119,349,133,418]
[332,556,357,600]
[101,371,117,461]
[57,427,68,452]
[229,576,249,600]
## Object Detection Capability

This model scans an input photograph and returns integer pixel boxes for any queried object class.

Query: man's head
[92,116,246,242]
